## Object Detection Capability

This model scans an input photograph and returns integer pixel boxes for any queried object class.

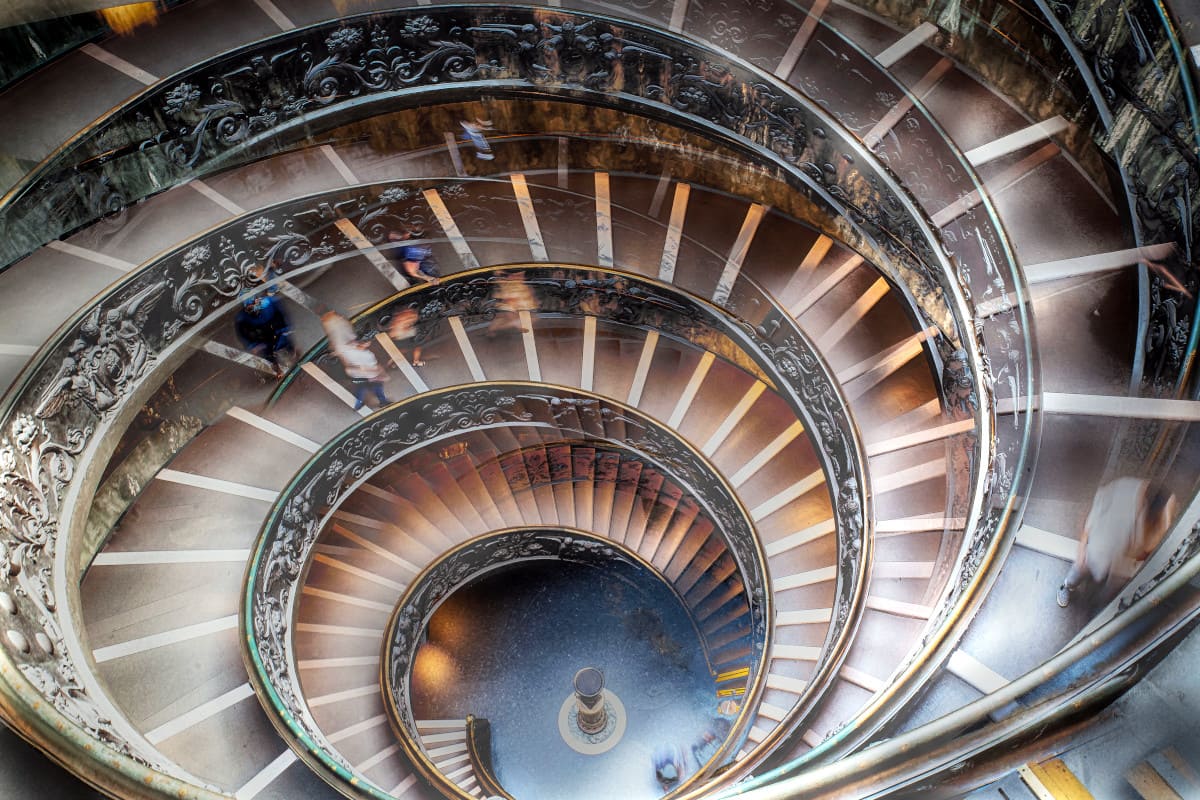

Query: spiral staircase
[0,1,1197,798]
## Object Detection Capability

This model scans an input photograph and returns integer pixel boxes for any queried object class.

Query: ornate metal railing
[2,7,1026,760]
[1035,0,1199,395]
[0,6,965,344]
[0,0,1034,490]
[840,0,1195,580]
[0,0,1188,795]
[274,257,881,733]
[0,149,1052,800]
[414,440,752,681]
[243,386,770,800]
[0,5,1029,749]
[0,166,1018,798]
[1,4,1033,518]
[846,0,1198,396]
[274,255,889,739]
[0,8,1045,793]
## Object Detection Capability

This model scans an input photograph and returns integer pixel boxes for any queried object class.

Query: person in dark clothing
[235,295,294,377]
[386,229,440,286]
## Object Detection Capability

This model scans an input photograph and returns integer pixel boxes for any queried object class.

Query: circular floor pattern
[558,689,628,755]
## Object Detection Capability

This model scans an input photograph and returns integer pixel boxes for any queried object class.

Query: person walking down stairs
[321,310,358,354]
[235,294,295,378]
[460,118,495,160]
[334,336,390,411]
[386,227,441,286]
[653,743,688,790]
[1057,477,1177,608]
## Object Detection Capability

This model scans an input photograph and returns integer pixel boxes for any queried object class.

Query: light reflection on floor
[411,560,723,799]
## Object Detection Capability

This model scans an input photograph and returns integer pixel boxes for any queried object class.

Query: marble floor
[411,559,725,799]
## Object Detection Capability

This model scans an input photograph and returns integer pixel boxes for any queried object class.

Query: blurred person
[715,698,740,717]
[336,338,390,411]
[387,307,425,367]
[691,716,731,766]
[235,294,294,378]
[386,228,440,286]
[652,743,686,790]
[1057,477,1177,607]
[321,311,357,355]
[486,271,534,336]
[460,118,495,160]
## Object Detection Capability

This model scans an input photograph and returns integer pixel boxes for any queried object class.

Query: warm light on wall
[413,643,459,693]
[98,2,161,37]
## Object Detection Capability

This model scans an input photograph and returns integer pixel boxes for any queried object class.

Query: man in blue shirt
[386,229,440,286]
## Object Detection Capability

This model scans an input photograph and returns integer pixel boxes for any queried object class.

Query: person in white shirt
[336,339,389,411]
[1057,477,1176,607]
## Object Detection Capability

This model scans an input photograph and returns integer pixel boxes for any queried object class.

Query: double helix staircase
[0,0,1196,798]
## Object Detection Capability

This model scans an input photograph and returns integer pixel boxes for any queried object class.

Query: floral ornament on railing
[364,16,480,88]
[0,413,153,761]
[33,282,166,420]
[357,186,431,243]
[157,80,254,168]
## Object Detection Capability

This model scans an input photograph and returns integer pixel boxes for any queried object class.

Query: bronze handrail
[465,716,516,800]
